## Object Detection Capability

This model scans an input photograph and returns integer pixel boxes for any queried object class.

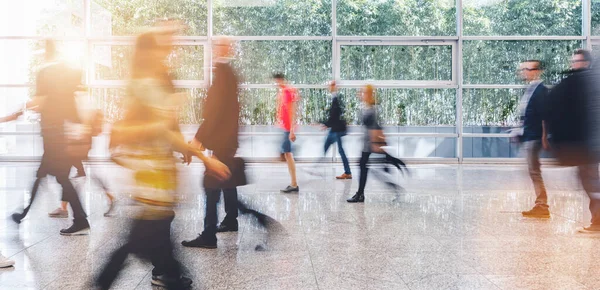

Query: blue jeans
[324,131,351,175]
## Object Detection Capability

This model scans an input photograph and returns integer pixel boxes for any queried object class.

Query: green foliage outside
[26,0,587,127]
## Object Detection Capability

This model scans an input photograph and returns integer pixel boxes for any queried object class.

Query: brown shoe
[336,174,352,180]
[522,206,550,218]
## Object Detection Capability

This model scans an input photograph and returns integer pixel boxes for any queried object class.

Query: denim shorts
[281,131,292,153]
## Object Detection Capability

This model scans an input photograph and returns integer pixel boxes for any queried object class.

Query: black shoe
[347,193,365,203]
[181,235,217,249]
[522,206,550,218]
[11,213,23,224]
[60,220,90,236]
[216,223,238,233]
[281,185,299,193]
[151,275,192,288]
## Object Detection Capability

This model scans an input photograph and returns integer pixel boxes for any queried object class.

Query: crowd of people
[0,20,600,289]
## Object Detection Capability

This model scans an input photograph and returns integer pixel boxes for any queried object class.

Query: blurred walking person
[347,85,406,203]
[517,60,551,218]
[274,73,300,193]
[321,81,352,180]
[181,37,243,248]
[95,31,230,290]
[9,39,90,235]
[544,49,600,233]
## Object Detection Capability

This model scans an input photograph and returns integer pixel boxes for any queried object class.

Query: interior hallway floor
[0,162,599,290]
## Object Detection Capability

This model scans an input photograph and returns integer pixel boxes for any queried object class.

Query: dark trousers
[357,151,406,195]
[97,212,183,290]
[21,153,87,222]
[202,188,238,240]
[324,131,351,175]
[578,163,600,225]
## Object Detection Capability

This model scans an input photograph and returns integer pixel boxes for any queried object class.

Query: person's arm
[289,90,298,142]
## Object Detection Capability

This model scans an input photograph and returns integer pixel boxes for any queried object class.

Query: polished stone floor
[1,162,599,290]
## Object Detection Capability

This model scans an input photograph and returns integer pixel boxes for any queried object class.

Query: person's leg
[348,152,370,202]
[14,177,44,223]
[220,188,239,230]
[56,163,89,235]
[528,141,548,206]
[579,163,600,227]
[182,188,220,248]
[149,213,189,288]
[323,131,335,155]
[285,153,298,187]
[73,159,86,177]
[357,152,370,194]
[335,133,352,176]
[95,242,131,289]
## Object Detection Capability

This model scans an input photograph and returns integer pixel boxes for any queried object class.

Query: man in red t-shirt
[274,73,299,193]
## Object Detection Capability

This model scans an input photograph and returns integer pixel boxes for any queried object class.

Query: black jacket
[321,93,347,132]
[195,62,239,157]
[522,83,549,142]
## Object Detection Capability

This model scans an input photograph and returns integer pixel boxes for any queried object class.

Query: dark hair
[522,59,544,70]
[131,32,174,92]
[574,49,593,63]
[272,72,285,80]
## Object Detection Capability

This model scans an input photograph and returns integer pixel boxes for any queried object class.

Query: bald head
[213,36,234,60]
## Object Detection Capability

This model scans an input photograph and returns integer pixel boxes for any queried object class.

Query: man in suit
[182,36,241,248]
[321,81,351,179]
[519,60,550,218]
[545,49,600,233]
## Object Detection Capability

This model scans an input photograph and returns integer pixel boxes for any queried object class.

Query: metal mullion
[336,40,452,46]
[85,36,209,42]
[335,83,457,89]
[462,133,512,138]
[461,36,586,41]
[457,0,464,163]
[462,84,528,89]
[222,36,332,41]
[240,84,327,89]
[0,84,34,88]
[335,36,459,41]
[0,35,86,41]
[584,0,592,50]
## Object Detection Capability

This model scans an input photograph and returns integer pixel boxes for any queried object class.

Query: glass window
[337,0,456,36]
[239,88,329,125]
[91,0,208,36]
[339,88,456,127]
[593,0,600,35]
[90,87,206,124]
[340,45,453,81]
[463,0,582,36]
[233,41,332,84]
[92,45,204,81]
[463,40,581,84]
[462,88,523,129]
[0,40,86,85]
[462,137,520,158]
[213,0,331,36]
[0,0,84,36]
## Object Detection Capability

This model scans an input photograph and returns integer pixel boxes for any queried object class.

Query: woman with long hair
[347,85,407,203]
[95,30,230,290]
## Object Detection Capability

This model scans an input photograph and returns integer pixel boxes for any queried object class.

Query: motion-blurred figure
[182,37,242,248]
[517,60,551,218]
[274,73,300,193]
[347,85,407,203]
[95,31,230,290]
[544,49,600,233]
[9,39,90,236]
[48,110,116,218]
[321,81,352,180]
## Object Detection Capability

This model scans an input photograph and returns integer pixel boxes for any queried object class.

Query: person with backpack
[321,80,352,180]
[544,49,600,233]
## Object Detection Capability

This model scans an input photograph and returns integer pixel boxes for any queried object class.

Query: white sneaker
[0,254,15,268]
[48,208,68,218]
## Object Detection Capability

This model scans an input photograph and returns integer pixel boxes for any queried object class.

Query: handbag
[369,129,387,153]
